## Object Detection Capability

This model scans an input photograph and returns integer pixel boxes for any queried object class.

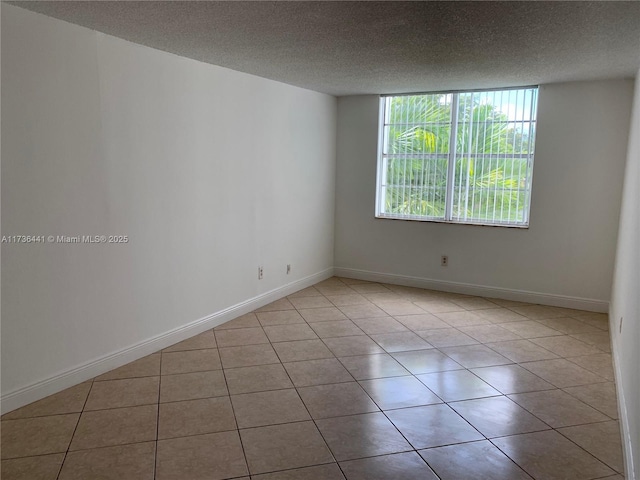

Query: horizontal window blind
[376,87,538,227]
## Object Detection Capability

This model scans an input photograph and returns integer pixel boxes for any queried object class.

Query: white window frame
[375,86,538,228]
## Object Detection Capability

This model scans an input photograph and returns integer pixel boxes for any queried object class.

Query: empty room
[2,1,639,479]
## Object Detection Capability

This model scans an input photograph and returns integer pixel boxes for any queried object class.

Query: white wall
[1,4,336,410]
[610,70,640,479]
[335,80,633,310]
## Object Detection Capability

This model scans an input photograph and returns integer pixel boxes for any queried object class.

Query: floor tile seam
[1,439,155,461]
[554,420,624,472]
[283,377,357,391]
[214,325,261,332]
[237,417,334,433]
[417,437,497,453]
[389,319,438,332]
[161,347,219,355]
[377,307,430,317]
[412,363,503,400]
[500,304,546,318]
[550,417,625,429]
[55,378,93,480]
[256,308,297,314]
[159,429,247,445]
[515,366,612,389]
[12,292,604,446]
[444,394,555,425]
[0,409,88,422]
[555,418,621,430]
[325,301,370,308]
[471,437,539,479]
[561,371,614,385]
[388,362,462,377]
[1,446,71,462]
[151,352,163,480]
[429,350,517,371]
[161,346,219,354]
[479,383,560,397]
[505,391,616,429]
[248,460,341,478]
[218,348,251,480]
[345,374,462,454]
[159,390,229,404]
[336,449,441,479]
[376,399,450,416]
[342,349,411,369]
[568,331,612,343]
[334,351,406,359]
[489,429,619,478]
[309,317,439,379]
[266,340,347,478]
[218,341,272,349]
[257,319,307,328]
[156,423,240,442]
[565,314,609,329]
[69,286,615,474]
[366,330,438,354]
[83,377,161,404]
[563,353,613,369]
[0,451,68,462]
[160,365,225,376]
[2,380,98,423]
[260,320,338,388]
[222,361,282,370]
[559,387,619,420]
[482,340,558,366]
[230,387,313,404]
[303,325,365,375]
[333,445,418,464]
[80,397,161,414]
[292,403,383,423]
[309,327,368,339]
[302,316,352,324]
[416,441,485,477]
[457,322,526,340]
[530,332,602,348]
[287,304,339,311]
[93,372,161,382]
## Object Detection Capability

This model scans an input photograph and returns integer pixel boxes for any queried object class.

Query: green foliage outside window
[382,89,536,225]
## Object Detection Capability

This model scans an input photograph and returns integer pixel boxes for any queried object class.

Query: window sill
[374,214,529,229]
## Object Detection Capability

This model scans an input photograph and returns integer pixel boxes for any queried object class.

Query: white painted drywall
[335,80,632,307]
[610,70,640,479]
[1,4,336,402]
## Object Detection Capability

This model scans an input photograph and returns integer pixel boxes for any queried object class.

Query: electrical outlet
[441,255,448,267]
[286,264,291,275]
[258,266,263,280]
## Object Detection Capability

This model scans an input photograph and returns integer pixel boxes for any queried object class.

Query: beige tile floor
[1,277,625,480]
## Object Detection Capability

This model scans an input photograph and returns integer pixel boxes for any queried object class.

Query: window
[376,87,538,227]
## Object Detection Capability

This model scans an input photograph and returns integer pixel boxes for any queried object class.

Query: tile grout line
[554,426,625,475]
[54,377,95,480]
[313,280,447,478]
[152,351,163,480]
[290,282,442,477]
[314,283,618,478]
[1,278,617,479]
[264,309,349,479]
[214,327,252,479]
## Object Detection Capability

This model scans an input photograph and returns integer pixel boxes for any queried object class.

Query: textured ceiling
[8,1,640,96]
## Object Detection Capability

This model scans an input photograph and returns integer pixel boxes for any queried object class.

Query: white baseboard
[0,268,334,415]
[610,317,636,480]
[334,267,609,313]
